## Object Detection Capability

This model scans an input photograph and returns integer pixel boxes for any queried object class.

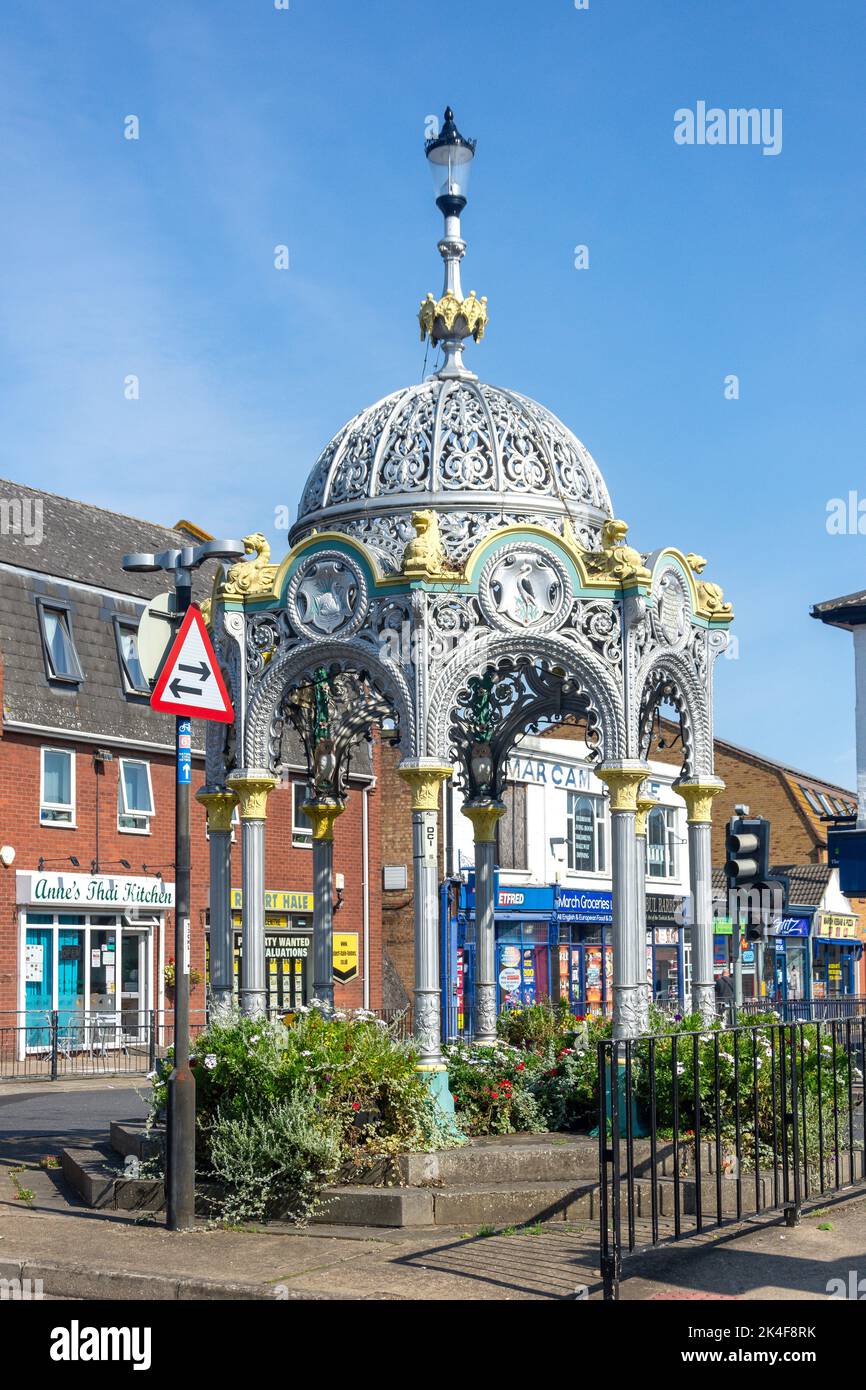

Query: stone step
[390,1137,601,1187]
[109,1120,165,1162]
[61,1146,165,1213]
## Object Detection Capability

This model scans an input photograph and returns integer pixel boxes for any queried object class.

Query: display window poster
[522,949,536,1005]
[585,947,602,1004]
[558,945,570,1000]
[25,944,43,983]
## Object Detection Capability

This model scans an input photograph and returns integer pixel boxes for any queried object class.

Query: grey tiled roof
[0,480,214,749]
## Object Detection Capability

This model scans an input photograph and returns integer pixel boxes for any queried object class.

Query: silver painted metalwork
[473,831,499,1043]
[687,819,717,1023]
[412,805,444,1064]
[238,814,267,1019]
[609,805,649,1039]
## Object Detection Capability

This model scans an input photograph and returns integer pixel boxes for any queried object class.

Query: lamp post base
[416,1062,457,1123]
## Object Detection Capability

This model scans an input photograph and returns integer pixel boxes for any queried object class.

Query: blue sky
[2,0,865,784]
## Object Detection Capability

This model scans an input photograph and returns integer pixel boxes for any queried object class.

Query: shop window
[118,758,154,833]
[647,806,678,879]
[566,792,606,873]
[40,747,76,825]
[293,782,312,848]
[114,619,150,695]
[37,600,84,683]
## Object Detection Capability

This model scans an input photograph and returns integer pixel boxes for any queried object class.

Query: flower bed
[149,1006,459,1224]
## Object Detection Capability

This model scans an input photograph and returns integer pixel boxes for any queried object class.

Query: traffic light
[725,815,789,940]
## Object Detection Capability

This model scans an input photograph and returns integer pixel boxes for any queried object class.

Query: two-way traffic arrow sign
[150,605,234,723]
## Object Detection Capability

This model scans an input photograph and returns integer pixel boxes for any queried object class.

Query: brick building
[0,481,382,1052]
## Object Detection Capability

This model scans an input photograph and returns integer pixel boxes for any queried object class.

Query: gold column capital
[675,778,725,824]
[461,802,506,843]
[302,800,345,842]
[396,760,453,811]
[195,787,239,833]
[595,762,651,813]
[226,770,278,820]
[634,790,657,838]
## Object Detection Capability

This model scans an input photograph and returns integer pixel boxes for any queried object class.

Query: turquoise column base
[417,1064,463,1137]
[592,1061,649,1138]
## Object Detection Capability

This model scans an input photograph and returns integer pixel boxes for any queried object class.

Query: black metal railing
[740,996,866,1023]
[0,1003,412,1080]
[598,1018,866,1300]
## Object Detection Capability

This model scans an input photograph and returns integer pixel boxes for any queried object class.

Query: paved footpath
[1,1171,866,1300]
[1,1080,865,1300]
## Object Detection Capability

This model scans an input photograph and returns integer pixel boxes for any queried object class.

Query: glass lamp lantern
[425,106,476,215]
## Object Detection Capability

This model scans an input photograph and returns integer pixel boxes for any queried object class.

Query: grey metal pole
[196,789,237,1020]
[463,803,504,1045]
[635,791,655,1019]
[732,904,743,1014]
[166,574,195,1231]
[303,801,344,1009]
[228,771,276,1020]
[312,834,335,1008]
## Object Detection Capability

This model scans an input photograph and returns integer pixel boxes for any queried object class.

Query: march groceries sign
[16,871,175,909]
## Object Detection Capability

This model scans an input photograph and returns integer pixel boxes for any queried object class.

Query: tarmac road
[0,1081,149,1166]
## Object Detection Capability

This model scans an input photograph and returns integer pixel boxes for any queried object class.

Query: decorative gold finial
[221,532,279,600]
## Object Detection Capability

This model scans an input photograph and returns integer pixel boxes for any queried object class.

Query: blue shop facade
[440,879,864,1033]
[440,877,687,1035]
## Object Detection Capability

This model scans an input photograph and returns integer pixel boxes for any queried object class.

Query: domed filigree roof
[290,376,614,573]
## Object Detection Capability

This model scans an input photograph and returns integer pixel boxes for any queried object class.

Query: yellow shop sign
[815,912,860,941]
[230,889,314,913]
[333,932,359,984]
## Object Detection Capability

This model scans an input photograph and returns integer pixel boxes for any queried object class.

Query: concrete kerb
[0,1256,357,1301]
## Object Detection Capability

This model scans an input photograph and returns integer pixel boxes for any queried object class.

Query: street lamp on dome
[425,106,476,214]
[419,106,488,380]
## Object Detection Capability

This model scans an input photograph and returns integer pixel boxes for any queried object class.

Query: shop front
[811,912,862,998]
[441,879,688,1035]
[223,889,314,1013]
[15,870,174,1054]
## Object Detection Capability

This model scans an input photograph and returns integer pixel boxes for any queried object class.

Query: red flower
[517,1062,525,1072]
[490,1090,500,1100]
[352,1101,360,1112]
[451,1094,459,1103]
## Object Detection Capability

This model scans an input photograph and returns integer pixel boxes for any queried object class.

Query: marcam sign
[17,872,175,908]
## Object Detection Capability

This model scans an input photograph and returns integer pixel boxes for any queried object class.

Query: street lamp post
[123,538,245,1231]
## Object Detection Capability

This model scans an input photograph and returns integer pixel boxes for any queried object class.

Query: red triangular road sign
[150,605,234,723]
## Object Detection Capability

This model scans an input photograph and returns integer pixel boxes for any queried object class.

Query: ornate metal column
[634,788,656,1017]
[596,762,651,1040]
[303,801,345,1008]
[226,769,277,1019]
[462,802,505,1044]
[397,760,453,1086]
[676,778,725,1023]
[196,787,239,1020]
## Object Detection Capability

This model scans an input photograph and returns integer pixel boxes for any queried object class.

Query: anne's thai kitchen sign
[17,871,175,908]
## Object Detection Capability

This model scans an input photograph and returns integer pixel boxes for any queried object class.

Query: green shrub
[445,1041,546,1135]
[496,1000,578,1052]
[149,1006,462,1222]
[206,1094,342,1224]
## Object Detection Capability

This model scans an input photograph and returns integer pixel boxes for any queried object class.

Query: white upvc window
[647,805,678,879]
[292,782,312,849]
[40,747,76,826]
[566,791,606,874]
[118,758,155,833]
